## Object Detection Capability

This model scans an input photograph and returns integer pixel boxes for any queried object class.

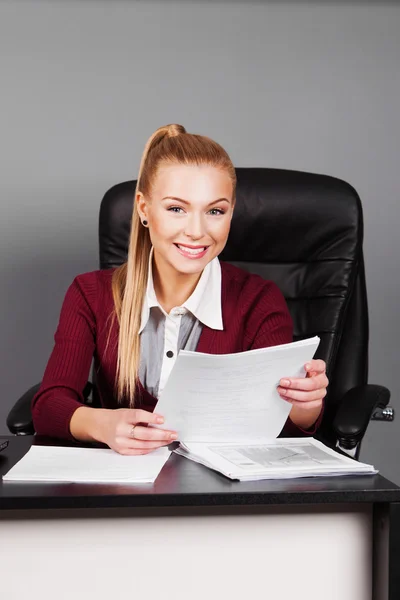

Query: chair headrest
[99,167,363,269]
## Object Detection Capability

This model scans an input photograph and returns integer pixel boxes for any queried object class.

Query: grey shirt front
[139,306,203,398]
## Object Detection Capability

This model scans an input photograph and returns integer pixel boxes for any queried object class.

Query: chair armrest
[333,384,391,450]
[6,383,40,435]
[6,381,97,436]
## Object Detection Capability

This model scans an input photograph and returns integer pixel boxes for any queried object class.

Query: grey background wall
[1,1,399,479]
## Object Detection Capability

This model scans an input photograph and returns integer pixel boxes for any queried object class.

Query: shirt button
[166,350,174,358]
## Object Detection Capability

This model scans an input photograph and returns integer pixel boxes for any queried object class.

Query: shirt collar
[139,246,223,333]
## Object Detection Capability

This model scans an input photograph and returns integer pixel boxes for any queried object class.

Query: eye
[208,208,225,216]
[167,206,185,214]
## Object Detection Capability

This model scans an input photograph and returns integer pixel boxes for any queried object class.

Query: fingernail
[305,363,311,370]
[280,379,290,387]
[170,433,178,440]
[156,417,164,424]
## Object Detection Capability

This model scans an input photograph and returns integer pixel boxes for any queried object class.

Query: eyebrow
[161,196,231,206]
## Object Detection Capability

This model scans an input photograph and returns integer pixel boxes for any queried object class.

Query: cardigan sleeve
[31,276,97,440]
[246,280,293,349]
[248,281,323,437]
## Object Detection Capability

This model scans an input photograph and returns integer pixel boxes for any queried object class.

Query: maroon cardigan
[32,261,322,440]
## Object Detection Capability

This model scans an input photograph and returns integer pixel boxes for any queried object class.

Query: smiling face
[136,163,234,280]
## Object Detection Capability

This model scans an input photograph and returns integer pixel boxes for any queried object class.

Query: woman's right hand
[70,406,177,455]
[96,408,177,455]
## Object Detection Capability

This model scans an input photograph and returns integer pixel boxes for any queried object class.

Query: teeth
[177,245,206,255]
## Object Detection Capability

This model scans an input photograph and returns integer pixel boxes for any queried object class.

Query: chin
[172,259,208,275]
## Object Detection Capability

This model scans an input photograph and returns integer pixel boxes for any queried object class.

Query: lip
[174,243,208,249]
[174,243,209,260]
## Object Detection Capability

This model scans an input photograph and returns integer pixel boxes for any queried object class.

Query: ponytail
[110,124,236,406]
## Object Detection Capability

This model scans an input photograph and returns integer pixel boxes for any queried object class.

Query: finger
[305,359,326,375]
[123,439,173,450]
[277,386,327,403]
[129,425,177,442]
[117,447,163,456]
[113,438,172,454]
[126,409,165,426]
[279,372,329,392]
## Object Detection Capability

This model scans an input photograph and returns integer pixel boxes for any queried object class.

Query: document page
[156,337,320,443]
[2,445,171,484]
[176,438,377,480]
[208,442,352,470]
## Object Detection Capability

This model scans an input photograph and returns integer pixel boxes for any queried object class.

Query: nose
[184,212,205,240]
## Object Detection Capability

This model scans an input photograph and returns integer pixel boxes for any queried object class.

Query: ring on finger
[130,424,137,439]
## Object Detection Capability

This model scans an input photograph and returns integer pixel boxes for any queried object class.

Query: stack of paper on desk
[156,336,377,480]
[2,445,171,484]
[175,439,377,481]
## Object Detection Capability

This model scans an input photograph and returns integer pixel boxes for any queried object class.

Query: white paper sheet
[175,438,377,481]
[156,337,320,443]
[2,445,171,483]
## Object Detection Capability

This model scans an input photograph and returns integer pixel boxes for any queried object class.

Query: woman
[32,124,328,455]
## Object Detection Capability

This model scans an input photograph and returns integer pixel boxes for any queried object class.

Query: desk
[1,436,399,600]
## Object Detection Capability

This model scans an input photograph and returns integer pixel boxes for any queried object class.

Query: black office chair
[6,168,394,458]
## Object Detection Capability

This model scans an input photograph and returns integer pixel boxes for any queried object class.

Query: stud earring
[142,220,148,226]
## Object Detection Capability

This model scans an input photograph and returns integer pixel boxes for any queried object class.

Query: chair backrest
[99,168,368,446]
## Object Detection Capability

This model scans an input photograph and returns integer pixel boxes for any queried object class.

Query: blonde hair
[111,124,236,405]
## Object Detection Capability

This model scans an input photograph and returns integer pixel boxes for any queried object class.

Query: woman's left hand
[277,359,328,412]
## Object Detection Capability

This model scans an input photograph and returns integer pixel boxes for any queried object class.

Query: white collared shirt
[138,247,223,398]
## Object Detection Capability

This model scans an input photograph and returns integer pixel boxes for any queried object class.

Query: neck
[152,252,202,313]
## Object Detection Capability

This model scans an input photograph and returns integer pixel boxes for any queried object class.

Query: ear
[136,192,148,221]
